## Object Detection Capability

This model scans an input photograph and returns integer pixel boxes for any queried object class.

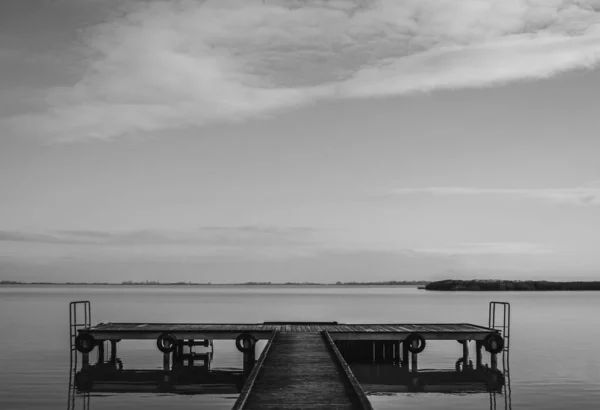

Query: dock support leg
[243,343,256,377]
[163,352,171,383]
[82,353,89,370]
[110,340,117,364]
[411,352,418,372]
[490,353,497,371]
[411,339,419,372]
[402,341,409,369]
[475,341,482,369]
[97,341,105,364]
[462,341,469,371]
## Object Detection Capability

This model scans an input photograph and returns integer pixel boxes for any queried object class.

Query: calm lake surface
[1,285,599,410]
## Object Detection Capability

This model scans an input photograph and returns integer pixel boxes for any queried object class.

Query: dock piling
[242,340,256,377]
[402,341,409,368]
[462,340,469,371]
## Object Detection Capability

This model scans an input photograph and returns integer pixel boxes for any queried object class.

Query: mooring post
[462,340,469,371]
[475,341,483,369]
[243,340,256,377]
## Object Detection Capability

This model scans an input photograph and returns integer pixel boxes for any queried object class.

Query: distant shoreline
[0,280,428,287]
[425,279,600,291]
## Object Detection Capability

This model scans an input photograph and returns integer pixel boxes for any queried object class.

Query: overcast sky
[2,0,600,283]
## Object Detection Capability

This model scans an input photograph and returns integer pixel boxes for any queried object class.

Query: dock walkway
[233,332,372,410]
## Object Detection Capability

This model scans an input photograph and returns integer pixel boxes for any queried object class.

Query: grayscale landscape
[1,1,600,409]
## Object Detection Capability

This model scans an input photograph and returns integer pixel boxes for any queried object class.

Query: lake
[1,285,599,409]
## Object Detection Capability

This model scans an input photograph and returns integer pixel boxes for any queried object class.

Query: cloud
[6,0,600,140]
[391,181,600,205]
[0,226,316,247]
[416,242,553,255]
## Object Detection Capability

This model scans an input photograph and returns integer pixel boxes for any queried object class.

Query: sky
[1,0,600,283]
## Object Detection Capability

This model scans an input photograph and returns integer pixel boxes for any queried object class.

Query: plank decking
[83,322,498,341]
[233,331,372,410]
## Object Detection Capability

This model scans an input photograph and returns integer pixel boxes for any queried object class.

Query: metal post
[462,341,469,372]
[476,341,482,369]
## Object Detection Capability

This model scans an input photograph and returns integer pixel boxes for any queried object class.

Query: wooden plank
[232,331,277,410]
[322,331,374,410]
[237,332,371,409]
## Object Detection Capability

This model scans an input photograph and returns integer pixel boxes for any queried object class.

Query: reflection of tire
[75,333,96,353]
[405,333,426,354]
[235,333,257,353]
[408,375,425,391]
[75,372,94,391]
[156,333,178,353]
[484,334,504,354]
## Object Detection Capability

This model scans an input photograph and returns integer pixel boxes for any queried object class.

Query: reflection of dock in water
[352,365,504,393]
[67,301,511,409]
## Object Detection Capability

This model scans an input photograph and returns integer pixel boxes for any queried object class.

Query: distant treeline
[426,279,600,291]
[1,280,428,286]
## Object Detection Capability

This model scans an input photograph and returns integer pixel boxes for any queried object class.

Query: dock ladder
[488,301,512,410]
[68,301,91,410]
[488,301,510,352]
[69,301,91,358]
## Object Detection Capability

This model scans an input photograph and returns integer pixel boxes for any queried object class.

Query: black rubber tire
[235,333,256,353]
[406,333,426,354]
[484,334,504,354]
[75,333,96,353]
[156,333,178,353]
[405,333,426,354]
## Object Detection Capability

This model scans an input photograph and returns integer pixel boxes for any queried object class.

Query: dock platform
[83,322,498,341]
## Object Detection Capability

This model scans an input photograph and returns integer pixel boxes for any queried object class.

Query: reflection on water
[68,340,242,408]
[67,339,511,409]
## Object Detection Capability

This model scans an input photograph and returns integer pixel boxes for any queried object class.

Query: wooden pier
[70,302,511,409]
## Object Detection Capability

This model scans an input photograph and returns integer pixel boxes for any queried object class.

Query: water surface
[1,285,599,409]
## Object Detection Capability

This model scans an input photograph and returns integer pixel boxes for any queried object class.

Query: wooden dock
[71,301,510,409]
[233,331,372,410]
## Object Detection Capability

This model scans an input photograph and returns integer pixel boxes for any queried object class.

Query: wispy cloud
[391,181,600,205]
[6,0,600,140]
[0,226,316,247]
[416,242,553,255]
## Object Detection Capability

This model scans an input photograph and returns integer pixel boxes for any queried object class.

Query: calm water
[1,285,599,410]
